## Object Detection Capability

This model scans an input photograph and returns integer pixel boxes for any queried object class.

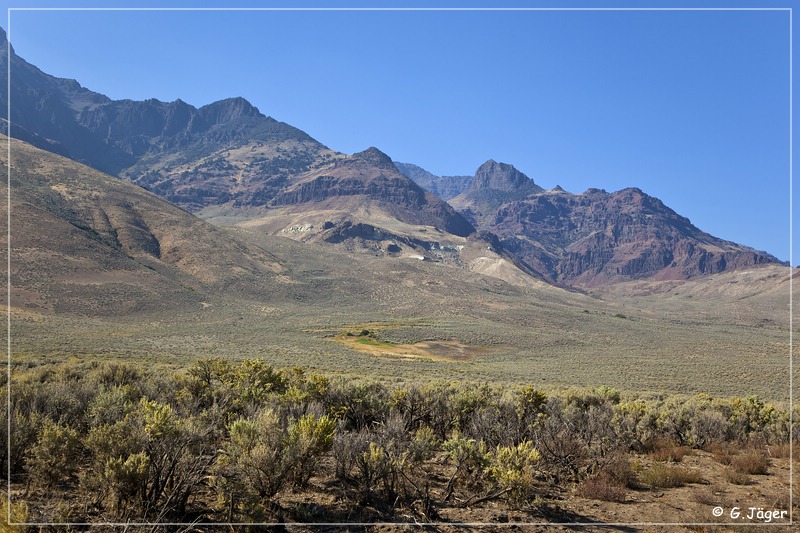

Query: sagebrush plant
[0,498,29,533]
[26,419,81,487]
[6,358,798,523]
[488,440,541,506]
[286,413,337,487]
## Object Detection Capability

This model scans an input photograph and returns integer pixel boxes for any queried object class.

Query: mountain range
[0,26,785,291]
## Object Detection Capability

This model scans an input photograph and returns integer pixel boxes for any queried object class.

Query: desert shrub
[451,383,494,433]
[333,427,374,482]
[731,451,770,475]
[85,418,146,465]
[3,405,42,479]
[285,413,336,488]
[576,454,633,502]
[488,440,541,506]
[90,361,142,388]
[725,396,784,444]
[86,384,140,427]
[691,487,724,506]
[648,439,692,463]
[354,442,398,504]
[466,393,519,448]
[600,454,637,488]
[391,385,431,432]
[0,497,29,533]
[442,432,489,499]
[654,394,737,448]
[612,399,658,452]
[513,386,548,442]
[26,419,81,487]
[576,473,627,502]
[227,359,287,413]
[211,410,288,520]
[420,381,459,440]
[279,369,330,413]
[109,398,214,519]
[655,397,697,447]
[212,409,334,518]
[324,380,390,431]
[689,408,728,447]
[182,357,232,412]
[766,443,792,459]
[640,463,704,488]
[349,413,411,505]
[705,440,738,465]
[406,426,438,464]
[724,468,751,485]
[532,396,600,481]
[11,373,94,430]
[82,416,148,509]
[101,452,150,512]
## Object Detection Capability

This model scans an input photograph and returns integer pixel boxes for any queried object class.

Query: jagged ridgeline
[404,160,784,286]
[1,25,785,287]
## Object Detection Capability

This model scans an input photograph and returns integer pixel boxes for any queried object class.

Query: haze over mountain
[0,26,786,288]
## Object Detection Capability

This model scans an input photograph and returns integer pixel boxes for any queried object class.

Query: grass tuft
[640,463,704,488]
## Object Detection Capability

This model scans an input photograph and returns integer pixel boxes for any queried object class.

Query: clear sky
[2,0,795,264]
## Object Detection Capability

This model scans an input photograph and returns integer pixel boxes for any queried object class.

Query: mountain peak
[352,146,395,169]
[198,97,263,124]
[468,160,543,193]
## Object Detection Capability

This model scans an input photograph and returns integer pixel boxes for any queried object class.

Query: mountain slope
[3,136,791,400]
[1,28,785,289]
[450,161,784,286]
[2,135,297,316]
[267,147,474,237]
[0,28,332,211]
[394,162,472,200]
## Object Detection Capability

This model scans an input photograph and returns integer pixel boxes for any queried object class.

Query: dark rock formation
[450,161,784,286]
[274,148,475,238]
[394,162,472,200]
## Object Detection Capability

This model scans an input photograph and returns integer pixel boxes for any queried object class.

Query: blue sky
[3,1,795,263]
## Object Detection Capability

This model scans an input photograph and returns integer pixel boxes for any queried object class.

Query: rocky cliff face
[0,28,328,210]
[2,28,784,287]
[273,148,475,237]
[450,161,545,227]
[394,162,472,200]
[450,162,784,286]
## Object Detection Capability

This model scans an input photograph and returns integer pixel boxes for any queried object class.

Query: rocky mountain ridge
[447,162,783,286]
[1,27,786,287]
[0,28,330,210]
[393,162,472,200]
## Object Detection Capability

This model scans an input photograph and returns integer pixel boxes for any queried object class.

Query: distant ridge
[394,162,472,200]
[449,161,785,286]
[0,28,786,287]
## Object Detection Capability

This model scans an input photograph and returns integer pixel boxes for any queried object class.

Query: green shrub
[488,440,541,506]
[27,419,81,487]
[286,413,336,487]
